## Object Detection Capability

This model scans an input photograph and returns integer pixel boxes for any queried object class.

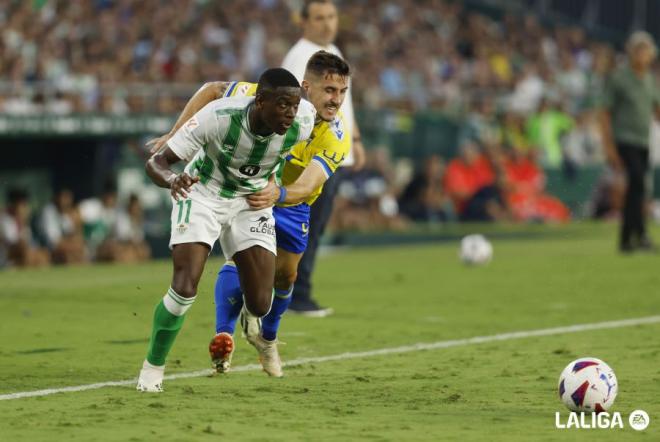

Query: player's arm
[598,74,623,171]
[145,148,199,200]
[598,110,622,171]
[247,162,329,209]
[147,81,231,153]
[146,102,219,200]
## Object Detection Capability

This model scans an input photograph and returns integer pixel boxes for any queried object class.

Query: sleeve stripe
[312,156,333,179]
[225,81,238,97]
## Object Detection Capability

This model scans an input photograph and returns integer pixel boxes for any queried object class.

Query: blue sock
[214,263,244,335]
[261,287,293,341]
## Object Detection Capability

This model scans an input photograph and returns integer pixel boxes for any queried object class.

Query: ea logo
[239,164,261,177]
[629,410,650,431]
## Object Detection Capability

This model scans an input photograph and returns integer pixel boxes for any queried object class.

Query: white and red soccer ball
[558,357,618,412]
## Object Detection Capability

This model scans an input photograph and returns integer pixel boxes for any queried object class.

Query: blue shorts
[273,203,310,254]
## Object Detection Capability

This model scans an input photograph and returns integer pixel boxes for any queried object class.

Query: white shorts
[169,186,276,260]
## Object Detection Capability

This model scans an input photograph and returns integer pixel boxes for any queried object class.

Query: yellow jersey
[223,81,350,206]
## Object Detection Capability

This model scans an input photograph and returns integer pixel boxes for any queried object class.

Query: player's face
[303,73,348,122]
[258,88,302,135]
[303,2,338,46]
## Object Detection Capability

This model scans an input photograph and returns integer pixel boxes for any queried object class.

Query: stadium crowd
[0,0,628,116]
[1,0,657,267]
[0,183,151,268]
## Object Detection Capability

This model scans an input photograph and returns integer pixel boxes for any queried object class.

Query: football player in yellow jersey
[147,51,350,377]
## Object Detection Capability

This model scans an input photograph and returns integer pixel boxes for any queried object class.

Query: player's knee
[170,277,198,299]
[274,270,296,291]
[244,291,272,317]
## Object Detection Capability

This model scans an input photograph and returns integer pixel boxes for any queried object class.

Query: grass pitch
[1,223,659,441]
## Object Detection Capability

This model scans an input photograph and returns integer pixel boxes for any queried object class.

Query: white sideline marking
[2,315,659,401]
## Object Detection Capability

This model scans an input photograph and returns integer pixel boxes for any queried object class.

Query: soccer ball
[459,234,493,265]
[558,357,618,412]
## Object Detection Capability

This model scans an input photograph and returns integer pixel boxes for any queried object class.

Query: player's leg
[214,262,244,335]
[138,195,218,392]
[138,242,209,391]
[233,245,276,317]
[221,203,280,375]
[291,168,345,315]
[210,205,281,374]
[261,248,301,340]
[258,203,310,341]
[209,261,242,373]
[241,205,308,377]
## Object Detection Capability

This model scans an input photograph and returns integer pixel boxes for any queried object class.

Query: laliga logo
[555,410,649,430]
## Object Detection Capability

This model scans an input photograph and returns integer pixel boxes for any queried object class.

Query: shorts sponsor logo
[250,215,275,236]
[239,164,261,177]
[177,223,187,234]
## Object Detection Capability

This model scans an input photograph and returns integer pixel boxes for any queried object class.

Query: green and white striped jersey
[167,96,315,198]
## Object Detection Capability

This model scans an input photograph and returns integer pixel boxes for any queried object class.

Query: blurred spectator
[333,148,407,231]
[501,111,531,152]
[399,154,449,222]
[459,97,501,149]
[38,189,87,264]
[443,141,509,222]
[563,111,605,167]
[525,98,575,169]
[97,194,151,263]
[79,181,120,258]
[509,63,545,114]
[0,0,629,115]
[0,188,50,267]
[502,145,571,222]
[589,167,626,220]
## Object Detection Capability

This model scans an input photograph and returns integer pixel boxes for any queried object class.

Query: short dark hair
[305,50,350,78]
[256,68,300,95]
[301,0,334,19]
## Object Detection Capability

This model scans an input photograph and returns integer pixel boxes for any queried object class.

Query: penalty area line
[1,314,659,401]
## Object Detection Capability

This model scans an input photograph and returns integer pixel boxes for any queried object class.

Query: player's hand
[351,139,366,172]
[146,133,171,154]
[169,173,199,200]
[248,178,279,209]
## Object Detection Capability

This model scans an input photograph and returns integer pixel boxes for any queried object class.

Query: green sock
[146,287,196,366]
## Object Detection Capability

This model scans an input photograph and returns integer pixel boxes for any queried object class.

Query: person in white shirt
[0,188,50,267]
[39,189,86,264]
[282,0,366,316]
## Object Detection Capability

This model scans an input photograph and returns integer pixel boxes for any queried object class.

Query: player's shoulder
[224,81,257,98]
[209,95,253,113]
[293,99,316,134]
[317,113,349,144]
[195,96,251,129]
